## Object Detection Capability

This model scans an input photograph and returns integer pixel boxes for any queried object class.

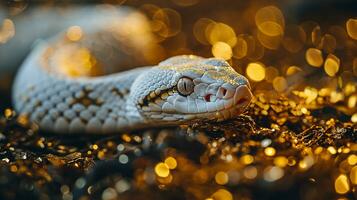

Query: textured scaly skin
[13,23,253,135]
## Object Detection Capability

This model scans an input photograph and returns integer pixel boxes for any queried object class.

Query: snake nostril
[204,94,211,102]
[222,88,227,97]
[236,98,248,105]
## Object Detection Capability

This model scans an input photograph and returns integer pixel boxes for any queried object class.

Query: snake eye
[177,77,194,96]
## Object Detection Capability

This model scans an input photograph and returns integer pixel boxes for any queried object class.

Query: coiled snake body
[12,8,252,134]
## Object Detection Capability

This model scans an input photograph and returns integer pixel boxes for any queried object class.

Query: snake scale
[11,7,253,134]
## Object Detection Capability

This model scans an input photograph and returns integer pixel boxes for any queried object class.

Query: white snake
[12,7,252,134]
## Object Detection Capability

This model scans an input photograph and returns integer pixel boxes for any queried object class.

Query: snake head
[130,55,252,124]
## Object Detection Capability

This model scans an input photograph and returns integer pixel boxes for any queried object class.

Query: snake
[11,7,253,134]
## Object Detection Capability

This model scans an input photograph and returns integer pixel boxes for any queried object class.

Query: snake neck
[12,41,155,134]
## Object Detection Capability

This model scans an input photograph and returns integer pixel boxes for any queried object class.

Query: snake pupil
[177,77,194,96]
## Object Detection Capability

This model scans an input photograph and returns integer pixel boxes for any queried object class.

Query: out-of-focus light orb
[351,113,357,123]
[102,187,117,200]
[299,156,314,170]
[334,174,350,194]
[215,171,229,185]
[54,46,96,77]
[164,157,177,169]
[324,54,340,77]
[306,48,324,67]
[282,25,306,53]
[350,166,357,184]
[286,66,302,76]
[258,21,284,36]
[264,147,276,156]
[243,166,258,179]
[311,26,322,47]
[4,109,13,118]
[212,42,233,60]
[118,154,129,164]
[346,18,357,40]
[347,95,356,108]
[329,25,348,49]
[345,83,356,96]
[274,156,288,167]
[330,91,344,104]
[240,154,254,165]
[246,62,266,82]
[193,169,209,184]
[263,166,284,182]
[321,34,336,53]
[66,26,83,42]
[153,8,181,38]
[347,154,357,165]
[233,37,248,59]
[0,19,15,44]
[255,6,285,36]
[211,189,233,200]
[273,76,288,92]
[257,29,282,50]
[193,18,215,45]
[206,22,237,47]
[327,146,337,154]
[247,36,265,60]
[155,162,170,178]
[265,66,279,82]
